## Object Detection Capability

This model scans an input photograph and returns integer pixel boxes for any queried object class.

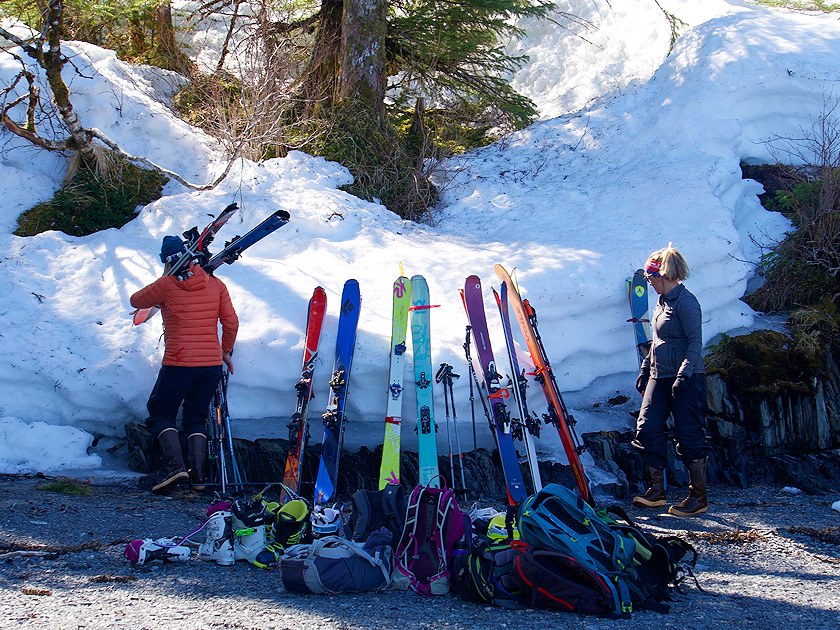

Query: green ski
[378,276,411,489]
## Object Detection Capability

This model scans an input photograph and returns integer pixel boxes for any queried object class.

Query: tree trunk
[338,0,387,125]
[299,0,344,118]
[155,1,189,73]
[43,0,97,165]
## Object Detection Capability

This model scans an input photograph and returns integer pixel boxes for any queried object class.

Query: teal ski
[410,275,439,487]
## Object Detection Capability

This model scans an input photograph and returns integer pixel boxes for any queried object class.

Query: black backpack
[452,536,525,609]
[518,484,696,612]
[346,484,406,550]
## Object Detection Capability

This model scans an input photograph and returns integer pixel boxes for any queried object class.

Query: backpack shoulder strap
[381,483,404,533]
[350,489,373,541]
[395,485,426,590]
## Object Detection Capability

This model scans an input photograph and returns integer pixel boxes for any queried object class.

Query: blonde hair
[647,243,690,282]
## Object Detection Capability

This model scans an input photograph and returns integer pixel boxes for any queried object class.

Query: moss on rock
[704,329,821,396]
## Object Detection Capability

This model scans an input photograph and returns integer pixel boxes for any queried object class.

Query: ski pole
[208,380,228,495]
[436,363,457,493]
[444,366,467,495]
[220,368,245,493]
[463,326,478,457]
[463,325,483,499]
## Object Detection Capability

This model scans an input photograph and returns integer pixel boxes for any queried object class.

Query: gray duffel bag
[281,529,393,594]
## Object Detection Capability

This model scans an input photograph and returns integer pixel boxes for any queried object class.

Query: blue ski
[205,210,290,273]
[314,279,361,506]
[627,269,652,368]
[494,283,542,493]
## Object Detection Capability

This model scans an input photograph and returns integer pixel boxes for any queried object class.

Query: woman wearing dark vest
[632,244,709,516]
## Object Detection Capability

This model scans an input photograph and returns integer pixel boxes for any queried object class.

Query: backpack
[280,528,393,595]
[518,483,695,612]
[600,505,697,604]
[346,484,406,550]
[518,484,636,575]
[451,535,525,609]
[508,542,629,616]
[394,476,471,596]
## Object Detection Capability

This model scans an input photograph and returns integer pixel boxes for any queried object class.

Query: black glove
[635,368,650,394]
[672,375,688,397]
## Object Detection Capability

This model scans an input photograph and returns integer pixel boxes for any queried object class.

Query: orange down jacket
[130,265,238,367]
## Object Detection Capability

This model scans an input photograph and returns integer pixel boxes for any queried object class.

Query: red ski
[280,287,328,502]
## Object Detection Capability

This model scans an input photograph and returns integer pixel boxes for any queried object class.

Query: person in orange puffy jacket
[131,235,239,494]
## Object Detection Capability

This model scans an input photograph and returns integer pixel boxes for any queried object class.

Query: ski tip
[274,209,291,221]
[465,275,481,291]
[132,307,155,325]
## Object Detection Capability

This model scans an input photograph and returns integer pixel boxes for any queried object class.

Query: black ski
[205,210,290,273]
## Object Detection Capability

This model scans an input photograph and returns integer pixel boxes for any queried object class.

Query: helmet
[488,514,519,542]
[160,235,186,263]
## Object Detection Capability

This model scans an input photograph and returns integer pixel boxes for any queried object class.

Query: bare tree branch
[2,112,66,149]
[88,128,237,191]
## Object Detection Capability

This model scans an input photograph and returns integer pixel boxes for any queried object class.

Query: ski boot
[124,538,191,565]
[252,499,311,568]
[198,509,235,566]
[311,504,342,539]
[488,514,519,542]
[231,499,271,564]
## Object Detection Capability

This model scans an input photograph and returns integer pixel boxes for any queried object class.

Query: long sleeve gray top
[641,283,705,379]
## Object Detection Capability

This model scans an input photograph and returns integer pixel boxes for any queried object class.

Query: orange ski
[494,264,593,504]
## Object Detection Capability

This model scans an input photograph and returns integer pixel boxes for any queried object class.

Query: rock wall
[583,334,840,497]
[125,422,576,501]
[125,333,840,499]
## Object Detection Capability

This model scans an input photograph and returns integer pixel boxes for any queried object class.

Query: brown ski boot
[669,457,708,516]
[186,432,208,492]
[632,467,666,508]
[152,428,189,494]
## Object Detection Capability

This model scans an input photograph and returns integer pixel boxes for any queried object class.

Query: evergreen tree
[277,0,555,219]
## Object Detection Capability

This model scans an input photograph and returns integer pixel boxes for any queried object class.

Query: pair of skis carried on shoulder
[461,267,593,506]
[132,204,290,326]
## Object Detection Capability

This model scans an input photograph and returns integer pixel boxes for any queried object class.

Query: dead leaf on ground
[686,529,768,544]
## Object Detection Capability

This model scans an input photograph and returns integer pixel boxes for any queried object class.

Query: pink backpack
[395,477,471,595]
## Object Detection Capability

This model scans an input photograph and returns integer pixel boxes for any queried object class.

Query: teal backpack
[517,483,695,613]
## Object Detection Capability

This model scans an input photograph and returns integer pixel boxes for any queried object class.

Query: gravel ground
[1,474,839,630]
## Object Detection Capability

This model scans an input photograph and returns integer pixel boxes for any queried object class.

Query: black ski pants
[145,365,222,439]
[634,373,707,470]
